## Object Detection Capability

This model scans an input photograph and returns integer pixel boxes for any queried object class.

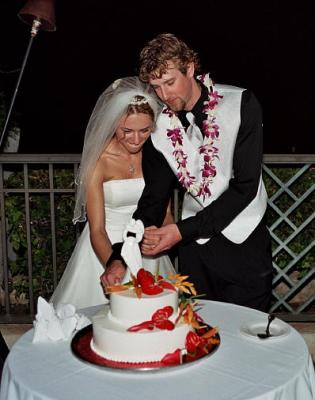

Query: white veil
[72,76,162,224]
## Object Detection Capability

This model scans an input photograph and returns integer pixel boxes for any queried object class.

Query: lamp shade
[18,0,56,32]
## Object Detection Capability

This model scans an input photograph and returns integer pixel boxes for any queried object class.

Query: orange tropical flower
[180,304,204,329]
[106,284,129,294]
[202,326,218,339]
[130,273,142,298]
[167,273,197,296]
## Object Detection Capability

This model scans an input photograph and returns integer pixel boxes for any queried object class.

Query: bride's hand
[141,225,159,251]
[100,260,126,290]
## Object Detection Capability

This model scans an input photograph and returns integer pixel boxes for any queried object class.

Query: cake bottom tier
[92,306,192,363]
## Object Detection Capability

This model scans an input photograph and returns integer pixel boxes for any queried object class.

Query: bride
[50,77,175,309]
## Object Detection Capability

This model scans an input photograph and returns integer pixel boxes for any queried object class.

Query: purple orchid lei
[165,74,223,200]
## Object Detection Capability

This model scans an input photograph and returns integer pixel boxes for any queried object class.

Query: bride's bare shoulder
[94,149,118,181]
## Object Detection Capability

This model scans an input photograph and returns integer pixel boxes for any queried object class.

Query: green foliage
[4,167,77,308]
[263,166,315,278]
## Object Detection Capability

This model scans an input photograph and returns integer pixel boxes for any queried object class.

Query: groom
[103,33,273,311]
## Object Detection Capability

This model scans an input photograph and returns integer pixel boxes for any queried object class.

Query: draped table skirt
[1,301,315,400]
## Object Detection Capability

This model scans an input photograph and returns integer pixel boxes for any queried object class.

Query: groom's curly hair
[139,33,200,82]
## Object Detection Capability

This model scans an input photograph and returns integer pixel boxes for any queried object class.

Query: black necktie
[177,111,189,130]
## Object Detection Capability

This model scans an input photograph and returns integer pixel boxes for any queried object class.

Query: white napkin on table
[121,218,144,277]
[32,296,90,343]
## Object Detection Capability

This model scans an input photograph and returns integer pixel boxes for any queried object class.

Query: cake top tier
[110,289,178,324]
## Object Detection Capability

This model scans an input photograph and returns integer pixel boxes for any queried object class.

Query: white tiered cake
[91,287,192,363]
[90,223,219,366]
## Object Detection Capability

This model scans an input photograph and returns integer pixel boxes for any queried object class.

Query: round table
[1,301,315,400]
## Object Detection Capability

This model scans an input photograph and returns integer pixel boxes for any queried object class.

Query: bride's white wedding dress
[50,178,175,309]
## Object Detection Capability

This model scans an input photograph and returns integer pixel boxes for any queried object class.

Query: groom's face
[149,61,195,112]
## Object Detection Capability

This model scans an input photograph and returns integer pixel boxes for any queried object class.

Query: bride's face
[116,112,153,154]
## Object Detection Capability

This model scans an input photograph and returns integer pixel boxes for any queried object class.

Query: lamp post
[0,0,56,151]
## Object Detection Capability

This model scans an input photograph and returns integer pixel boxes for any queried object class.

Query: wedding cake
[90,220,219,366]
[91,268,219,365]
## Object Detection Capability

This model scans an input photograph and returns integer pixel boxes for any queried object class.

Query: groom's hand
[100,260,126,290]
[141,224,182,255]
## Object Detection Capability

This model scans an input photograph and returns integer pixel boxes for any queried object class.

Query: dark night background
[0,0,314,154]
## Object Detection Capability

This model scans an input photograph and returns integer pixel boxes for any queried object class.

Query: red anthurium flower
[137,268,155,286]
[152,306,173,322]
[127,321,154,332]
[128,306,175,332]
[161,348,182,366]
[155,319,175,330]
[185,331,206,354]
[137,268,163,295]
[142,285,163,295]
[185,346,208,362]
[152,306,175,330]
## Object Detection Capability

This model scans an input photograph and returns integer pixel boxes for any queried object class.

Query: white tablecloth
[1,301,315,400]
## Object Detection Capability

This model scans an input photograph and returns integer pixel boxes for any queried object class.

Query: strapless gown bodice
[104,179,144,244]
[51,178,175,309]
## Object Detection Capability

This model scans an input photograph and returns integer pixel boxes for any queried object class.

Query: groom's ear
[186,62,195,78]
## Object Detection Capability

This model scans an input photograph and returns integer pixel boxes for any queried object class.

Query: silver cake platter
[71,324,221,373]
